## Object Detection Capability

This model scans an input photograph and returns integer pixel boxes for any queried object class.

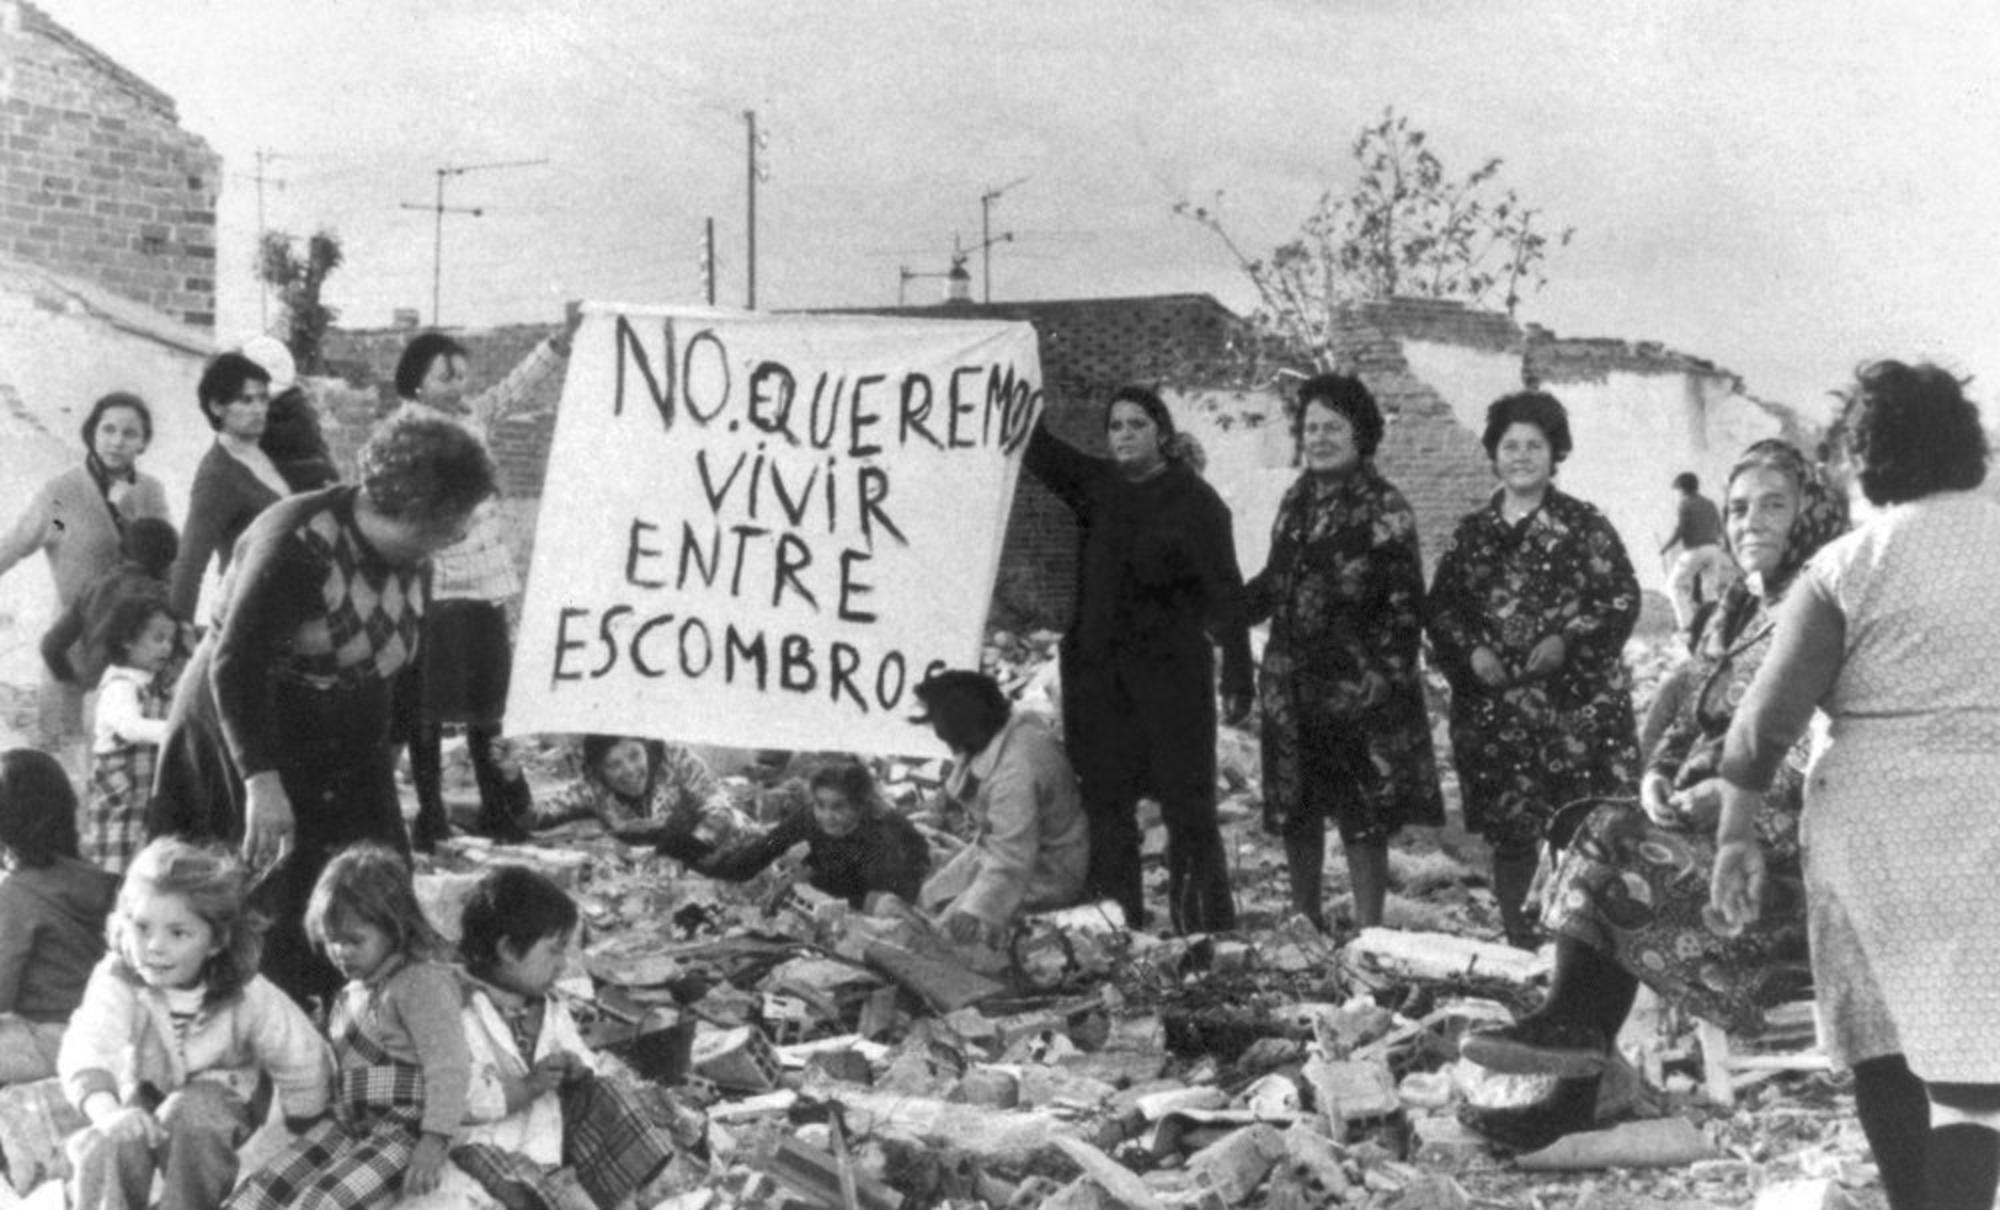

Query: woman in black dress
[1024,386,1253,934]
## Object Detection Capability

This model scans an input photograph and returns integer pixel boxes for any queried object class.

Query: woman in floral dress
[1456,438,1850,1151]
[1246,374,1443,931]
[1428,390,1640,947]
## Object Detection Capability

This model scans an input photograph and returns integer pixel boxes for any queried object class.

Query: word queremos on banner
[508,305,1043,757]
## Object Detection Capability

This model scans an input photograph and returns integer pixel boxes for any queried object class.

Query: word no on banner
[507,305,1043,757]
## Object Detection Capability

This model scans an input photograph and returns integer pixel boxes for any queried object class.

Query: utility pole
[744,110,766,309]
[399,158,547,326]
[979,177,1028,302]
[243,149,287,326]
[703,217,716,306]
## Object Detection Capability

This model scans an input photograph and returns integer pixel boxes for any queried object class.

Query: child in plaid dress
[450,866,675,1210]
[82,597,177,873]
[58,838,332,1210]
[230,845,471,1210]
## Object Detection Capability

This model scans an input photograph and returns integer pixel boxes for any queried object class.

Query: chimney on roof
[943,259,972,306]
[392,307,421,330]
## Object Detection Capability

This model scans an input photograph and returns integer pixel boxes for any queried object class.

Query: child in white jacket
[58,837,332,1210]
[449,866,676,1210]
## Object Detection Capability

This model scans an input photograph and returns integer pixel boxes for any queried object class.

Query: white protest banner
[506,305,1042,757]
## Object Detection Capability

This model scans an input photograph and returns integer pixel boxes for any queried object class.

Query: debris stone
[1178,1122,1289,1205]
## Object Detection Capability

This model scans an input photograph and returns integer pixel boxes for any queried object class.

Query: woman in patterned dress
[526,734,745,858]
[1428,390,1641,947]
[1456,438,1850,1151]
[1246,374,1443,931]
[148,414,497,1009]
[1715,362,2000,1210]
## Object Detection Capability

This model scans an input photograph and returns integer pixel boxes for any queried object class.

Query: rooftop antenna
[399,158,547,325]
[978,177,1029,302]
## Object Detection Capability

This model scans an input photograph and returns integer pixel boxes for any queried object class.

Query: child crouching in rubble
[698,760,931,909]
[527,734,748,864]
[448,865,676,1210]
[230,844,468,1210]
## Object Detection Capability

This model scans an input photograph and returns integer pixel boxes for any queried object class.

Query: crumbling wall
[0,1,221,329]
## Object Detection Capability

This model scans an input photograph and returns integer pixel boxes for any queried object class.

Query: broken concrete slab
[1276,1122,1351,1199]
[1302,1055,1402,1127]
[1179,1123,1287,1205]
[953,1067,1023,1109]
[1410,1113,1488,1166]
[863,940,1007,1012]
[833,1088,1082,1176]
[1341,928,1545,986]
[1752,1178,1866,1210]
[1515,1117,1716,1170]
[1050,1136,1165,1210]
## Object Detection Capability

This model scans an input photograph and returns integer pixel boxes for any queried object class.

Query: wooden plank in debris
[1340,928,1544,986]
[863,941,1007,1012]
[751,1135,902,1210]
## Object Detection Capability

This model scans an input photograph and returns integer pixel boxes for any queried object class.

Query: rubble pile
[0,632,1888,1208]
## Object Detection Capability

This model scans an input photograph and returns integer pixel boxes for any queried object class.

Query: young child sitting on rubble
[230,844,468,1210]
[699,760,931,909]
[528,734,748,863]
[0,748,119,1086]
[449,864,676,1210]
[59,837,331,1210]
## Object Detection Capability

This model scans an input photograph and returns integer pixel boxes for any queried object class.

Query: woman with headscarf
[1456,438,1853,1151]
[0,392,170,748]
[1245,374,1442,932]
[1024,386,1253,934]
[1713,363,2000,1210]
[1428,390,1642,948]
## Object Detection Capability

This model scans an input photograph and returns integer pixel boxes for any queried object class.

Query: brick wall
[0,1,221,328]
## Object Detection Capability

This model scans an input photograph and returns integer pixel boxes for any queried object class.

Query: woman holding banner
[1024,387,1253,935]
[148,413,496,1008]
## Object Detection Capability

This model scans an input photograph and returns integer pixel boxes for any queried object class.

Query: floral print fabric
[1247,466,1443,842]
[1428,487,1641,849]
[1541,439,1852,1033]
[1542,592,1812,1032]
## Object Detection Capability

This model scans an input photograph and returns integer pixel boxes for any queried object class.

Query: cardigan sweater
[169,441,285,621]
[0,857,118,1023]
[58,957,332,1118]
[0,464,170,607]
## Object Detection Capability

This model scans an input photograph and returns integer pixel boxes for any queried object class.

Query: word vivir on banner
[507,305,1043,757]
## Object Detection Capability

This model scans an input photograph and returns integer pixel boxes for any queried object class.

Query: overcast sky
[42,0,2000,421]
